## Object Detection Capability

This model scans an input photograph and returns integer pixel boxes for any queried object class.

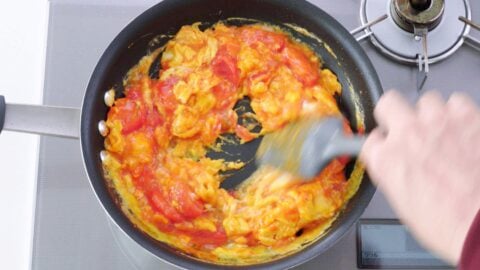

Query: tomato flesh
[149,190,185,223]
[155,76,179,113]
[211,47,240,86]
[145,107,164,127]
[111,98,146,134]
[186,227,228,246]
[282,46,319,87]
[235,125,256,142]
[170,181,204,219]
[240,28,286,52]
[126,86,142,100]
[211,82,237,111]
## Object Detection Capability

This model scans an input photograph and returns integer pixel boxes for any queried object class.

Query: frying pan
[0,0,382,268]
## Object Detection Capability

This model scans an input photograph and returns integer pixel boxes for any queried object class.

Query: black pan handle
[0,95,81,139]
[0,95,5,134]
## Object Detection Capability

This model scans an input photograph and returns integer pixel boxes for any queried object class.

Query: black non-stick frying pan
[0,0,382,269]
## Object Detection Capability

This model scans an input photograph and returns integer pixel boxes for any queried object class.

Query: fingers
[416,91,445,124]
[367,90,414,185]
[360,128,386,185]
[446,92,480,149]
[374,90,415,134]
[447,92,479,119]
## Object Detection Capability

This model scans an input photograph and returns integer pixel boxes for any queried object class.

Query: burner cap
[391,0,444,32]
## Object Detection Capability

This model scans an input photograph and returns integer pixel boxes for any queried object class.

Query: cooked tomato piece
[322,159,345,176]
[282,46,319,87]
[357,125,365,134]
[111,98,146,134]
[248,70,271,83]
[240,28,286,52]
[342,118,353,135]
[211,47,240,86]
[235,124,256,142]
[245,233,258,246]
[200,117,223,144]
[155,76,179,113]
[222,42,241,56]
[186,227,228,246]
[147,181,203,222]
[146,107,164,127]
[211,82,237,110]
[125,86,142,100]
[170,181,204,219]
[337,156,350,166]
[215,110,237,133]
[149,189,185,223]
[131,166,152,190]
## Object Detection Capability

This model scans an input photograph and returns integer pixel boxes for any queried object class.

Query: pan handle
[0,95,80,139]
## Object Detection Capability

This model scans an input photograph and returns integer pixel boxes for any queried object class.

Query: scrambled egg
[103,22,363,264]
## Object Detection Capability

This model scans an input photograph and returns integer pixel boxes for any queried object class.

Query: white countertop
[0,1,49,269]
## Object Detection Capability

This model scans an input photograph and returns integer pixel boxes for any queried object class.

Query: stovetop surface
[32,0,480,269]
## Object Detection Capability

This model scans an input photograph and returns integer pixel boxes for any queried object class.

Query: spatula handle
[303,134,367,179]
[328,135,366,157]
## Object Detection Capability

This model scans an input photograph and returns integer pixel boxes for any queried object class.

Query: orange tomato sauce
[103,22,360,264]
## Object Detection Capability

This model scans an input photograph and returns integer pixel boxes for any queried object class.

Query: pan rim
[81,0,383,269]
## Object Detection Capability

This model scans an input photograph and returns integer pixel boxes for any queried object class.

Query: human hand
[360,90,480,264]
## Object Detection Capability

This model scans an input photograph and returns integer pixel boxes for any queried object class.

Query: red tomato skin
[155,76,179,113]
[184,226,228,246]
[110,98,146,135]
[132,169,186,223]
[126,86,142,100]
[145,107,164,128]
[211,82,237,111]
[282,46,319,87]
[148,190,185,223]
[170,181,204,219]
[211,47,240,86]
[235,125,256,142]
[240,28,286,52]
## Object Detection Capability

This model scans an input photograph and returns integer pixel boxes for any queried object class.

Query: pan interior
[106,18,365,263]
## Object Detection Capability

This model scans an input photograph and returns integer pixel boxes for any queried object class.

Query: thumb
[360,128,386,185]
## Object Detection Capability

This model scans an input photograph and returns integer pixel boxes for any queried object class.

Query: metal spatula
[256,116,366,179]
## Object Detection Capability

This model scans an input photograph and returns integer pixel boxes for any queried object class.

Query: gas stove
[32,0,480,269]
[357,0,479,90]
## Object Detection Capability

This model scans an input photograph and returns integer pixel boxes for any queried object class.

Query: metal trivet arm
[350,14,388,42]
[350,13,429,91]
[414,25,429,90]
[460,16,480,51]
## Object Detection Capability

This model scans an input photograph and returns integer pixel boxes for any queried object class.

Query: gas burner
[360,0,470,65]
[356,0,480,90]
[391,0,444,32]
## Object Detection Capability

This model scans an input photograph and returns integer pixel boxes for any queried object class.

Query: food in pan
[102,21,363,264]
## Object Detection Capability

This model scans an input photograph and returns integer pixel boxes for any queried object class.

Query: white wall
[0,1,48,269]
